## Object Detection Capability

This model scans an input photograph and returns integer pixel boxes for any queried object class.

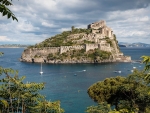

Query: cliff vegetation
[29,27,92,48]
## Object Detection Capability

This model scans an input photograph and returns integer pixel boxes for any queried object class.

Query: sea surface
[0,47,150,113]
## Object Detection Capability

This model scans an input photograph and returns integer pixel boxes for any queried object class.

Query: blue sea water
[0,47,150,113]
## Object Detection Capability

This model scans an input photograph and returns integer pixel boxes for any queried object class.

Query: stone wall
[85,44,99,52]
[99,43,111,52]
[31,47,60,55]
[60,45,85,54]
[88,20,106,29]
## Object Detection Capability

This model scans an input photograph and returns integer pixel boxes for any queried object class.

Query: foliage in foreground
[0,67,64,113]
[86,56,150,113]
[0,0,18,21]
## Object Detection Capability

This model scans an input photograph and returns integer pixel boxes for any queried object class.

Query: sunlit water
[0,47,150,113]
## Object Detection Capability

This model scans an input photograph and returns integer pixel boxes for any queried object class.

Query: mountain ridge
[119,42,150,47]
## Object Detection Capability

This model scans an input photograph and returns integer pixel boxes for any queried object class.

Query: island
[20,20,131,63]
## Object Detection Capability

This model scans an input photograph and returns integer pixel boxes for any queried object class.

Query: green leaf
[2,10,7,16]
[0,100,8,107]
[7,13,11,18]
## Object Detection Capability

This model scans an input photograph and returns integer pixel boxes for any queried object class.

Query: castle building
[87,20,113,39]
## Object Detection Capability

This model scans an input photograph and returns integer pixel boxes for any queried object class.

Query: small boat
[74,74,77,76]
[113,70,121,73]
[133,67,136,69]
[40,63,43,74]
[83,70,86,72]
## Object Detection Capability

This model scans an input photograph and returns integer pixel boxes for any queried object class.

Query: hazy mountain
[118,42,150,47]
[0,44,32,48]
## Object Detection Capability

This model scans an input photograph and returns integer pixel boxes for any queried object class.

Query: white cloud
[139,16,149,21]
[58,27,71,32]
[34,0,57,11]
[16,20,39,32]
[0,36,17,42]
[0,0,150,44]
[42,22,58,28]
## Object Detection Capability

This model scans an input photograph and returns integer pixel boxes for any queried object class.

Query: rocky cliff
[20,20,131,63]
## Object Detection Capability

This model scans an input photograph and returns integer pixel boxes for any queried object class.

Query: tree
[0,67,65,113]
[87,56,150,112]
[0,0,18,21]
[71,26,75,32]
[142,56,150,81]
[86,102,111,113]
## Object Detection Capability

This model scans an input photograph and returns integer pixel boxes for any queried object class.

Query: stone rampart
[85,44,99,52]
[60,45,85,54]
[32,47,60,55]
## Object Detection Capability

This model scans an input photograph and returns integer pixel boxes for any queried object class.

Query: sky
[0,0,150,45]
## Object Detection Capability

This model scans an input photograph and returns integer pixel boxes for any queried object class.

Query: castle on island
[20,20,131,63]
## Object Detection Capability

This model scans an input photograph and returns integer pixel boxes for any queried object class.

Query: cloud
[0,36,17,42]
[17,20,40,32]
[41,21,59,28]
[0,0,150,44]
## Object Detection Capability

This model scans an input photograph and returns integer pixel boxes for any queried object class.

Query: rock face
[20,20,131,63]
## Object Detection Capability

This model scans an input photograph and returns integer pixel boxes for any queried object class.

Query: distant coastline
[0,44,31,48]
[0,47,25,48]
[119,42,150,48]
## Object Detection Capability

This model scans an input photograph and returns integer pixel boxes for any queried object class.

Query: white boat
[113,70,121,73]
[133,67,136,69]
[40,63,43,74]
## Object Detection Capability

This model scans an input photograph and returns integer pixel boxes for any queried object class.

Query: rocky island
[20,20,131,63]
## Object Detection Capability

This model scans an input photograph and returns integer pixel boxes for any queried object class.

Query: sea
[0,47,150,113]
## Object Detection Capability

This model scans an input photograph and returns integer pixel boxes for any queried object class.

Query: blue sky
[0,0,150,44]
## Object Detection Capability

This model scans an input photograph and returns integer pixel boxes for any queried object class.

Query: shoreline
[0,47,26,48]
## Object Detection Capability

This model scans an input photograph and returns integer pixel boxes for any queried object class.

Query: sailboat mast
[40,62,43,74]
[41,63,42,71]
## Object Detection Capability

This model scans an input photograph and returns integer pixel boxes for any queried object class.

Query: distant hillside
[118,44,126,47]
[119,42,150,47]
[0,44,31,48]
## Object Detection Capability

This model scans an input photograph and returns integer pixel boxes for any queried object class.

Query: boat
[113,70,121,73]
[40,62,43,74]
[133,67,136,69]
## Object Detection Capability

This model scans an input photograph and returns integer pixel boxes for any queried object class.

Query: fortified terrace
[20,20,131,63]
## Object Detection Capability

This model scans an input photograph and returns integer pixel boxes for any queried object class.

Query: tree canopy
[87,56,150,113]
[0,0,18,21]
[0,67,64,113]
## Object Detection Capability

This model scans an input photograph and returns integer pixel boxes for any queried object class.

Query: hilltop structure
[20,20,131,63]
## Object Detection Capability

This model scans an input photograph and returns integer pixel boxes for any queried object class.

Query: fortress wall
[98,43,111,52]
[46,47,60,54]
[60,45,85,54]
[99,46,111,52]
[85,44,99,52]
[25,47,60,57]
